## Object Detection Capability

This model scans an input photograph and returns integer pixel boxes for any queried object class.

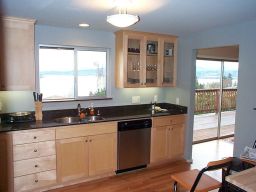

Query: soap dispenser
[151,102,155,115]
[89,103,95,116]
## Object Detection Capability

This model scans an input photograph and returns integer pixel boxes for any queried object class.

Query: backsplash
[0,88,166,113]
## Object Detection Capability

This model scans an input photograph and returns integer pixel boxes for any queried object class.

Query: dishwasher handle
[118,119,152,131]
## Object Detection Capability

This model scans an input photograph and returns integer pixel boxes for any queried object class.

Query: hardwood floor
[47,161,190,192]
[47,140,233,192]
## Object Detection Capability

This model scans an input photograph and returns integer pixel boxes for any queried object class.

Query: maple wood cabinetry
[0,133,13,192]
[150,115,186,164]
[115,30,177,88]
[12,128,56,192]
[56,122,117,183]
[1,17,35,90]
[0,113,187,191]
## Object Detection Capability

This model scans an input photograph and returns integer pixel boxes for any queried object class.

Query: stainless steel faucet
[77,103,81,116]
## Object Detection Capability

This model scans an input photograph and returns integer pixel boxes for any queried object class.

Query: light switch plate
[176,97,180,104]
[153,95,158,102]
[132,96,140,104]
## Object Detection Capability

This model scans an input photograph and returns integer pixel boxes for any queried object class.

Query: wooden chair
[171,157,233,192]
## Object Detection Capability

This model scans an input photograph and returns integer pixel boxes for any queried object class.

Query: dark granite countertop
[0,103,187,132]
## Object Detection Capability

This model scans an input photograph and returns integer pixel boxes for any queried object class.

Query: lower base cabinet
[0,115,187,191]
[150,115,186,163]
[0,133,13,192]
[14,170,56,192]
[89,133,117,176]
[56,137,89,182]
[56,123,117,183]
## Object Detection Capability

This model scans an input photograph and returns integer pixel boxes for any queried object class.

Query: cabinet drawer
[14,155,56,177]
[12,128,55,145]
[170,115,186,125]
[56,121,117,139]
[153,115,186,127]
[13,141,56,161]
[14,170,56,192]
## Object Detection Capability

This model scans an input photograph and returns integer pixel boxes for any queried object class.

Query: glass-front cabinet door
[126,37,142,87]
[162,40,176,86]
[145,39,159,87]
[115,30,177,88]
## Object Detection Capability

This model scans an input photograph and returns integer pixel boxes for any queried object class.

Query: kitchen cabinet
[115,30,177,88]
[1,17,35,90]
[56,137,88,182]
[0,133,13,192]
[150,115,186,164]
[56,122,117,183]
[12,128,56,192]
[89,133,117,176]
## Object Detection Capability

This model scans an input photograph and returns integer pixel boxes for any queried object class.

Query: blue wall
[0,25,167,113]
[2,19,256,160]
[169,19,256,158]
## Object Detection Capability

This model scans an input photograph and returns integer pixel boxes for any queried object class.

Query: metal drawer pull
[35,179,38,183]
[35,164,39,168]
[33,136,37,139]
[34,149,38,152]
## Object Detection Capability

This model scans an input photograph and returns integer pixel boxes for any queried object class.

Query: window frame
[38,44,111,102]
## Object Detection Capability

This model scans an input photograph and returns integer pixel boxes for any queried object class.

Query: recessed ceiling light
[79,23,90,28]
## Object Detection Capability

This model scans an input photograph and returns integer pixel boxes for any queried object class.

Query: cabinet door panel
[125,36,144,87]
[168,124,185,160]
[2,17,35,90]
[150,126,169,163]
[88,133,117,176]
[56,137,88,182]
[161,39,177,87]
[146,39,159,87]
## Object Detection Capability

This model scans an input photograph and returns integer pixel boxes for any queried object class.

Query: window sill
[42,97,113,103]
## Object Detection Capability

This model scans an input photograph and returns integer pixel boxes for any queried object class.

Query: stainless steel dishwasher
[116,118,152,174]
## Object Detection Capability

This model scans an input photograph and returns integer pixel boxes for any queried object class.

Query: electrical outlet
[153,95,158,102]
[176,97,180,104]
[132,96,140,104]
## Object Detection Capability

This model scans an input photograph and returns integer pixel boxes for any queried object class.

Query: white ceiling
[2,0,256,36]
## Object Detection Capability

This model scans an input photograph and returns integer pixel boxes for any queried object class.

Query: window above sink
[38,45,110,101]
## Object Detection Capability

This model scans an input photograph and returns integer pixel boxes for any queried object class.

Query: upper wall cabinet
[115,30,177,88]
[0,17,36,91]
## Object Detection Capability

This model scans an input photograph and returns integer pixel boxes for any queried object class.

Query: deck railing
[195,88,237,114]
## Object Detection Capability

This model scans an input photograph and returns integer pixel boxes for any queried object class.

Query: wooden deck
[193,111,235,142]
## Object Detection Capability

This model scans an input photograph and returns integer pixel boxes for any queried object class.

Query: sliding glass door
[193,59,238,143]
[220,61,239,137]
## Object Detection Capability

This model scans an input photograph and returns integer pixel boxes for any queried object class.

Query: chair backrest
[190,157,233,192]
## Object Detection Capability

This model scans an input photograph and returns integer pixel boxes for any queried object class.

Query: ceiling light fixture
[79,23,90,28]
[107,7,139,28]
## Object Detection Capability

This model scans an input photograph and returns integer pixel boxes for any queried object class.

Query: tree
[195,76,204,89]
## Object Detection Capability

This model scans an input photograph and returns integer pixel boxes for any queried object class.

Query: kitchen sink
[86,115,104,122]
[54,116,81,124]
[54,115,104,124]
